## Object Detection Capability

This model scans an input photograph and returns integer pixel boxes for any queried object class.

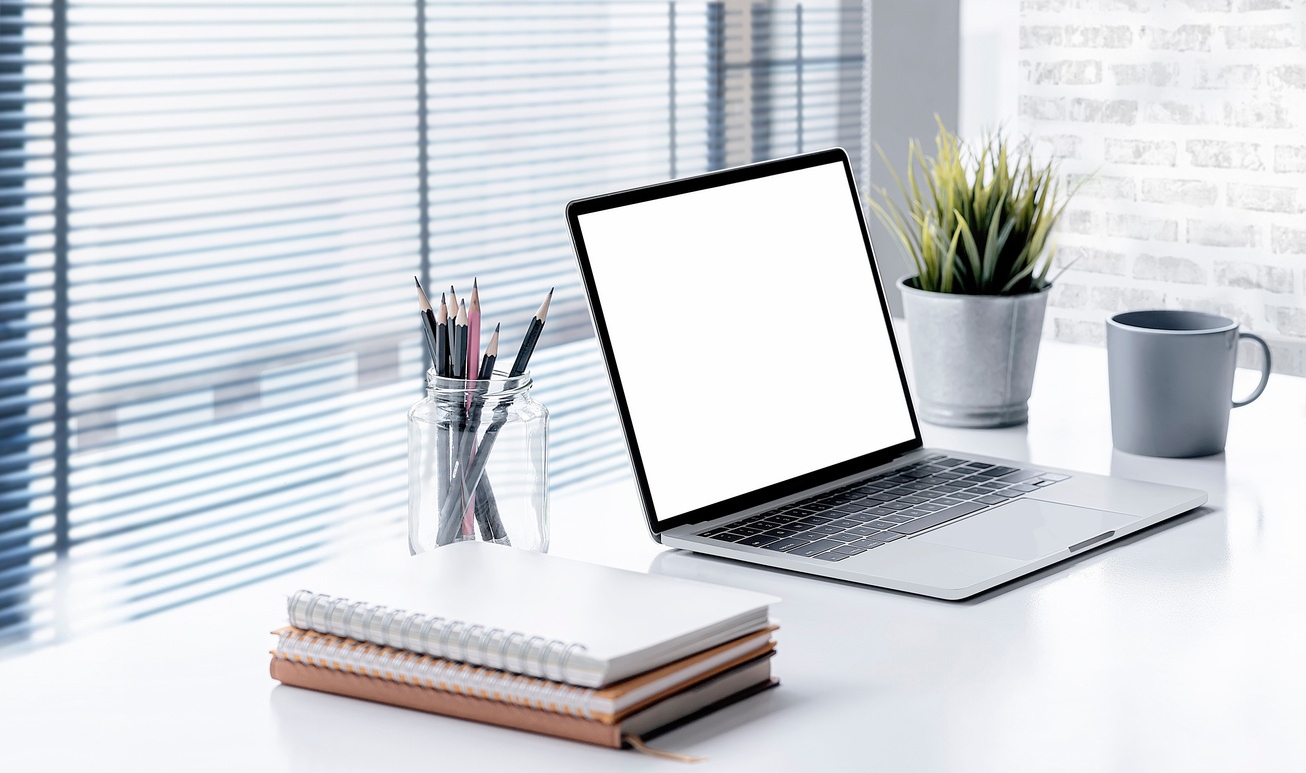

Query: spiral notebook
[271,625,776,723]
[286,541,778,688]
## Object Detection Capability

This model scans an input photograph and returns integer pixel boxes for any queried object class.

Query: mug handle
[1232,332,1272,408]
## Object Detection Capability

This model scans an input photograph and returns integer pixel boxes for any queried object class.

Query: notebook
[285,541,778,687]
[271,625,777,722]
[270,651,777,749]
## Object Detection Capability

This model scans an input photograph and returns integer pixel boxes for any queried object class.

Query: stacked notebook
[270,542,779,749]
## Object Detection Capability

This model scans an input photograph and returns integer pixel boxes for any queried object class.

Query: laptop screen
[569,151,919,529]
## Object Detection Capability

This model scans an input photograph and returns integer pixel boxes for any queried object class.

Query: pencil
[451,299,472,537]
[475,475,507,544]
[477,323,500,380]
[432,293,451,520]
[508,288,552,377]
[414,278,440,369]
[460,283,482,538]
[447,284,459,365]
[436,293,450,378]
[474,477,496,541]
[462,323,505,542]
[467,279,481,383]
[453,300,469,379]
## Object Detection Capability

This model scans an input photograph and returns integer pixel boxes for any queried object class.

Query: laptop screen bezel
[565,148,923,538]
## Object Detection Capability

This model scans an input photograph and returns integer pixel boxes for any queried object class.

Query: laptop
[565,148,1206,600]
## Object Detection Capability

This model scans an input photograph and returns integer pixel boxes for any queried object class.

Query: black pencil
[472,323,505,541]
[453,300,469,379]
[447,285,459,366]
[436,293,450,378]
[474,477,498,541]
[414,278,440,369]
[432,292,451,525]
[477,323,500,381]
[443,299,471,542]
[508,288,552,377]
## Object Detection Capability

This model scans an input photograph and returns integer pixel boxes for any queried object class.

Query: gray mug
[1107,310,1271,458]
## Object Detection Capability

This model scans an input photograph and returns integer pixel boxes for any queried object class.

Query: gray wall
[1016,2,1306,376]
[868,0,961,315]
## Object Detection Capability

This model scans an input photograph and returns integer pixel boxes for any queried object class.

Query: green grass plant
[869,120,1078,295]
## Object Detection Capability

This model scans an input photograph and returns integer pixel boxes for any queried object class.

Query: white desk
[4,339,1305,772]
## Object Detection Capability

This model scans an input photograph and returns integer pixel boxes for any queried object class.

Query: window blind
[4,0,428,645]
[2,0,56,641]
[0,0,867,649]
[425,1,867,349]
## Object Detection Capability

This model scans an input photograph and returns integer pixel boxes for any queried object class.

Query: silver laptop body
[566,149,1206,600]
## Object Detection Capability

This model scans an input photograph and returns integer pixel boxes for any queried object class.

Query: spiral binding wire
[287,590,592,685]
[275,628,598,718]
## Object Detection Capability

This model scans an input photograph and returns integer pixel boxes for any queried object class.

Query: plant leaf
[940,224,962,293]
[979,192,1007,290]
[953,210,982,290]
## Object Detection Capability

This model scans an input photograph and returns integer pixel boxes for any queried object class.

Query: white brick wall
[1017,0,1306,375]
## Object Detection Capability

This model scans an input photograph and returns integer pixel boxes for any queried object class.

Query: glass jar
[408,369,549,554]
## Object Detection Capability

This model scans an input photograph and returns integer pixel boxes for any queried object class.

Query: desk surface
[4,339,1305,772]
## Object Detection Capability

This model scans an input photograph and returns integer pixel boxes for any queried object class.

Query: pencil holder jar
[408,369,549,554]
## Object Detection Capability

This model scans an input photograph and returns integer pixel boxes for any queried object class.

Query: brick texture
[1017,1,1306,375]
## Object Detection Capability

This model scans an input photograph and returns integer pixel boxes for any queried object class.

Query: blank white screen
[577,160,916,523]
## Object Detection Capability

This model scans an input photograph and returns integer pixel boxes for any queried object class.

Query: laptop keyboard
[696,455,1070,562]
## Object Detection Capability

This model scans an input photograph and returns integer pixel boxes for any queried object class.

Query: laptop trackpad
[916,499,1139,561]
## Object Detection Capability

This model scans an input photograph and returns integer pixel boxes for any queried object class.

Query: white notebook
[286,542,777,688]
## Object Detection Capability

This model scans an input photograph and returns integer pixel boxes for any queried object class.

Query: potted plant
[869,122,1077,428]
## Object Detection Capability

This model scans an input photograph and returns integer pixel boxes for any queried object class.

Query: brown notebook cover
[270,651,776,749]
[272,625,776,722]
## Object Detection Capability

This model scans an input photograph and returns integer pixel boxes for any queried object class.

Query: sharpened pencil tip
[414,279,432,311]
[536,287,553,321]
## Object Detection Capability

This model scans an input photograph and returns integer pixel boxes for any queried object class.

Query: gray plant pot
[898,276,1050,428]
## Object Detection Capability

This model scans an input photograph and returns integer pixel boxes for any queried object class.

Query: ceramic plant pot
[897,276,1050,428]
